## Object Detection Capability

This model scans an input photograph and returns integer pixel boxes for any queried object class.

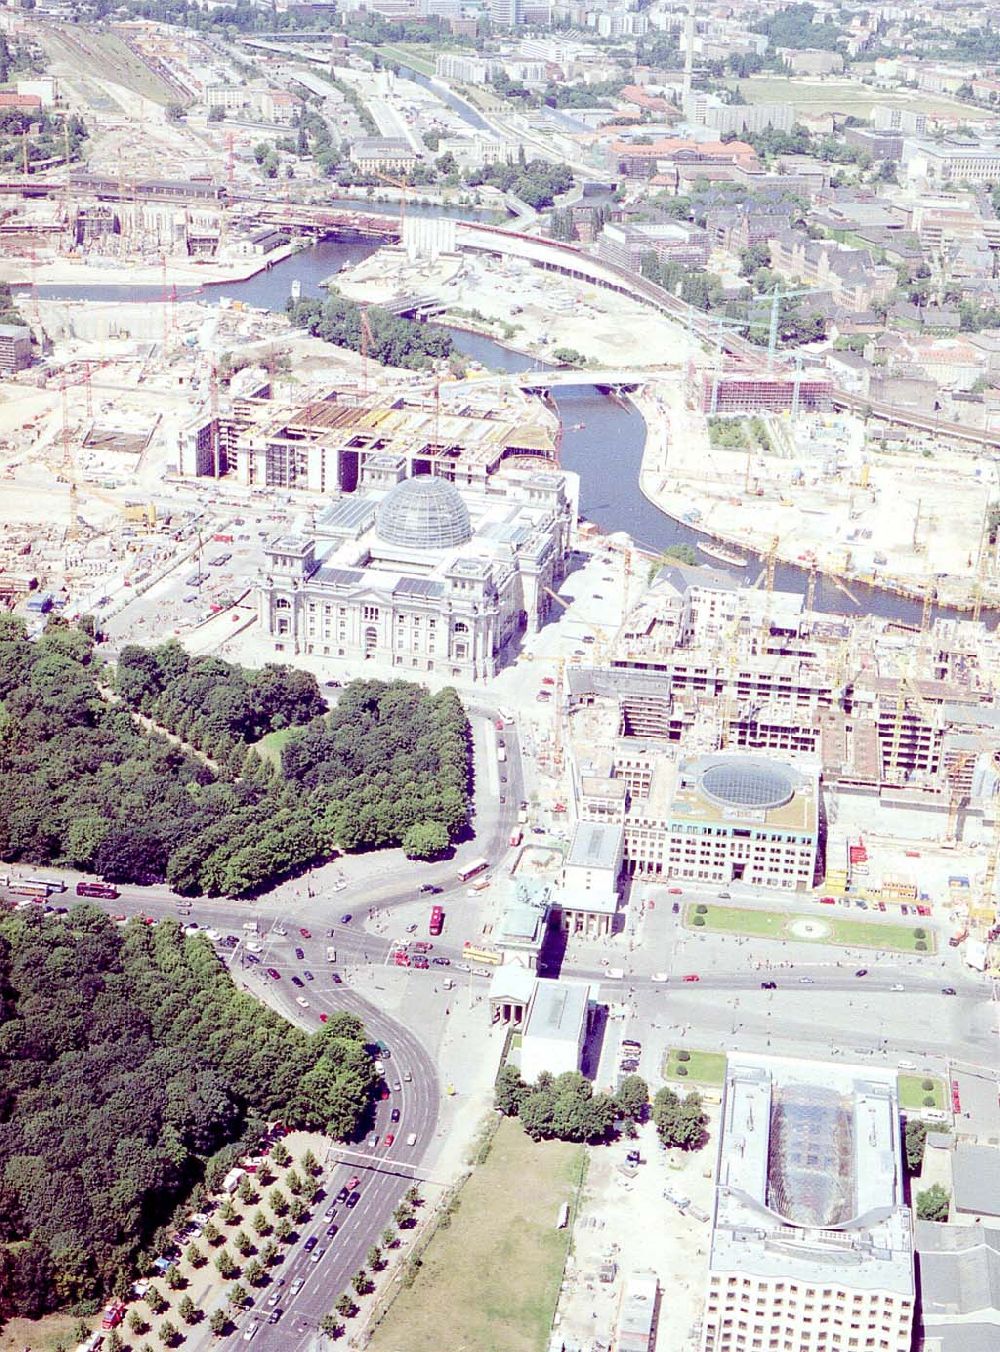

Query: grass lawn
[664,1048,727,1086]
[369,1119,582,1352]
[732,75,990,121]
[0,1312,80,1352]
[687,904,935,953]
[377,42,438,76]
[254,725,298,767]
[898,1074,946,1112]
[686,903,787,938]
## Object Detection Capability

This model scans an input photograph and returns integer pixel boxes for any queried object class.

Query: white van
[406,1133,417,1147]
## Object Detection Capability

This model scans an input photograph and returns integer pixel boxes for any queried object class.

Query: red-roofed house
[619,85,673,115]
[0,93,42,113]
[610,137,757,180]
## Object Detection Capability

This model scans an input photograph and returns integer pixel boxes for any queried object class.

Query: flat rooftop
[525,980,590,1045]
[565,820,623,872]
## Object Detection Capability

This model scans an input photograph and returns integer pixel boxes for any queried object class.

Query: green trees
[284,681,471,854]
[287,293,454,370]
[495,1065,527,1117]
[335,1293,357,1319]
[215,1250,237,1280]
[401,820,450,859]
[0,626,470,895]
[501,1071,617,1144]
[0,881,382,1318]
[652,1088,708,1150]
[209,1308,229,1336]
[916,1184,950,1222]
[158,1318,180,1346]
[904,1119,929,1174]
[615,1075,649,1122]
[320,1313,345,1337]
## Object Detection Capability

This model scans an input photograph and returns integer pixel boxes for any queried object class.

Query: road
[2,704,522,1349]
[218,975,439,1351]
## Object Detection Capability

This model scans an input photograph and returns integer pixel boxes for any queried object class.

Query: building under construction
[695,367,833,415]
[180,385,560,494]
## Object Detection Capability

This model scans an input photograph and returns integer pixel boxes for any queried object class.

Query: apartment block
[0,323,32,373]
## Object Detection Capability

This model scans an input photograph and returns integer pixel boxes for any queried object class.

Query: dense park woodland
[0,619,471,893]
[0,906,377,1318]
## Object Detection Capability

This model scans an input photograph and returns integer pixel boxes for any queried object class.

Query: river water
[31,238,941,625]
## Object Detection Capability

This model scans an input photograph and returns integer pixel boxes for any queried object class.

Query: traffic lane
[583,969,985,997]
[626,983,989,1071]
[236,1017,429,1346]
[246,986,438,1348]
[3,709,522,923]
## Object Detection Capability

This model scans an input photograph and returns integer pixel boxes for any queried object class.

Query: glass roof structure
[766,1085,856,1227]
[700,758,794,811]
[375,475,472,551]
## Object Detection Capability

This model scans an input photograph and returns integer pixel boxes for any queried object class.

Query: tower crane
[975,798,1000,929]
[373,169,411,245]
[944,750,975,845]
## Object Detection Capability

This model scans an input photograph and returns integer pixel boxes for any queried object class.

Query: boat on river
[698,541,749,568]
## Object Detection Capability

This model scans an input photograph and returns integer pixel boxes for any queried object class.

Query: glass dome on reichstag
[700,758,794,812]
[375,475,473,550]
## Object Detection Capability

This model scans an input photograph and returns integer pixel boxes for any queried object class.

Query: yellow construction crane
[758,533,779,652]
[805,561,818,613]
[974,791,1000,928]
[373,168,411,241]
[543,586,609,662]
[944,750,976,844]
[717,614,744,750]
[886,662,939,785]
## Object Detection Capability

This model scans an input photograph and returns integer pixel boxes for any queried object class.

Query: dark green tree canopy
[0,907,377,1320]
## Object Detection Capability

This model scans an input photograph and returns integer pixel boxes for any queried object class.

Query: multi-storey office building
[702,1059,915,1352]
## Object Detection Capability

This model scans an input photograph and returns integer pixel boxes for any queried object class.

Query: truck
[497,745,507,763]
[509,829,522,848]
[101,1300,126,1330]
[326,946,337,962]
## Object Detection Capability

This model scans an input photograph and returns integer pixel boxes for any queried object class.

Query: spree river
[31,238,946,626]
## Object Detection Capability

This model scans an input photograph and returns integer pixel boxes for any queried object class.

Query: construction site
[557,548,1000,962]
[634,368,1000,616]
